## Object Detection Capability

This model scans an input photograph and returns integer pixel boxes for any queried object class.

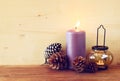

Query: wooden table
[0,64,119,81]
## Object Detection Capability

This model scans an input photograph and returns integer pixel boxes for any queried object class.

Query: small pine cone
[73,56,86,73]
[48,51,68,70]
[44,43,62,63]
[85,62,98,73]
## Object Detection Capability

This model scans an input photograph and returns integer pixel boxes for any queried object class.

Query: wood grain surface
[0,64,119,81]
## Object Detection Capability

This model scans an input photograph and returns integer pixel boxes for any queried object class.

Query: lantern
[87,25,113,69]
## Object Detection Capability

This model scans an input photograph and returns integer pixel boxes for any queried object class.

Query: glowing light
[75,21,80,32]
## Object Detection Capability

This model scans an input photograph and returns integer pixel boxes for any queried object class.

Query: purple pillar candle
[66,26,86,69]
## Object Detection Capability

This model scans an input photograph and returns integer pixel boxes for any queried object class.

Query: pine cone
[48,51,68,70]
[85,62,98,73]
[44,43,62,63]
[73,56,86,73]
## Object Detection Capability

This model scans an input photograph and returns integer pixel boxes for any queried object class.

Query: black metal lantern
[87,25,113,69]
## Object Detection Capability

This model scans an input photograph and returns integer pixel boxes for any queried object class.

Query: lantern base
[98,65,108,70]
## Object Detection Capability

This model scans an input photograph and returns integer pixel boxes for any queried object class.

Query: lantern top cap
[92,46,108,50]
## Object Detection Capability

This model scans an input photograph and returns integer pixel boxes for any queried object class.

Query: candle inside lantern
[97,60,104,65]
[66,21,86,69]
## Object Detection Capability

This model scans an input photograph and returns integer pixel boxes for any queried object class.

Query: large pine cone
[44,43,62,63]
[85,62,98,73]
[48,51,68,70]
[73,56,86,73]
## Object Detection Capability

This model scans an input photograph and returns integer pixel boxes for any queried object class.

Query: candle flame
[75,21,80,27]
[75,21,80,32]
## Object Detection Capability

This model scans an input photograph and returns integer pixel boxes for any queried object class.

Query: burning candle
[97,60,104,65]
[66,21,86,69]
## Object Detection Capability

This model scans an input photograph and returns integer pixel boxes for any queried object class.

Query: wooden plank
[0,65,119,81]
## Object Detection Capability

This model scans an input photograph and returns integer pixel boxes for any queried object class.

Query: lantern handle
[96,25,106,46]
